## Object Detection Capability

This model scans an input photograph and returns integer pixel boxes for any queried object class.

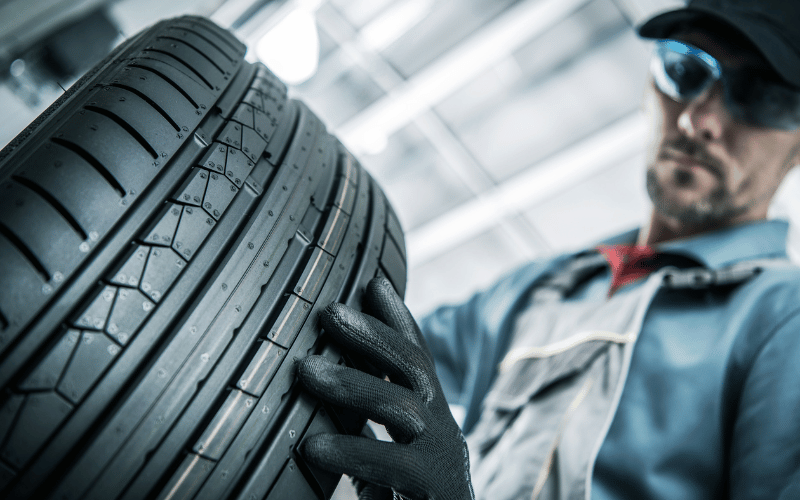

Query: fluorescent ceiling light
[359,0,433,52]
[255,8,320,85]
[336,0,591,152]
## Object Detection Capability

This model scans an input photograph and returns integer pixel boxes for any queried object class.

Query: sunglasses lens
[655,49,714,101]
[664,53,712,97]
[652,40,800,129]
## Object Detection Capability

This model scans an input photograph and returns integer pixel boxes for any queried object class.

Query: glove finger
[364,277,436,367]
[363,278,420,346]
[297,355,426,439]
[302,433,426,500]
[351,478,395,500]
[320,305,436,403]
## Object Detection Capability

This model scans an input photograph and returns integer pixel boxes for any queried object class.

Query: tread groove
[0,221,50,281]
[128,64,199,109]
[109,83,181,131]
[83,106,158,160]
[175,27,234,62]
[11,176,89,240]
[142,49,214,90]
[189,21,241,53]
[157,36,225,73]
[50,138,126,197]
[0,309,7,330]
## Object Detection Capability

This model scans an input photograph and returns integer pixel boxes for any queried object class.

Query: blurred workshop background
[3,0,800,318]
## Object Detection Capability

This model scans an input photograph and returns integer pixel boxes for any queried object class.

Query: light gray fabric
[467,268,663,500]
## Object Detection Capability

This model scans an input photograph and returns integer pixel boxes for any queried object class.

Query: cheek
[644,88,681,158]
[728,134,799,197]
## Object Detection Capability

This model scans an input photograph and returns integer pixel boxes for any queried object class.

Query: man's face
[644,30,800,229]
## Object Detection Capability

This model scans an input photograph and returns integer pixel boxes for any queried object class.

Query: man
[297,0,800,498]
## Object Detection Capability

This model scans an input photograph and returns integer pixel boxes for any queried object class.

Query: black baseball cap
[638,0,800,88]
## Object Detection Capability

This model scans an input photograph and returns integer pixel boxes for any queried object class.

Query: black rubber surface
[0,15,407,500]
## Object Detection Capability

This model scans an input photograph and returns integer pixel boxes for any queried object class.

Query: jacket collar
[599,219,790,270]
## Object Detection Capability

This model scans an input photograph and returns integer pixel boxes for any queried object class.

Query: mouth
[662,150,722,179]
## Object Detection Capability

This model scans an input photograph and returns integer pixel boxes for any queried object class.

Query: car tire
[0,15,407,500]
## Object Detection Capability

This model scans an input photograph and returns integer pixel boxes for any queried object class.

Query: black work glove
[296,277,474,500]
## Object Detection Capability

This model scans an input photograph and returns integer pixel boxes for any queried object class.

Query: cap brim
[637,7,800,88]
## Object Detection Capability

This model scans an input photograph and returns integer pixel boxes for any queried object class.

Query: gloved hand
[296,277,474,500]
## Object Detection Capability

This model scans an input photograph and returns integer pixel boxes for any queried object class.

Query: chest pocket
[470,337,613,458]
[467,334,627,500]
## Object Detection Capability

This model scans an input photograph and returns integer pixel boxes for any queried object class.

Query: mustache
[660,136,723,178]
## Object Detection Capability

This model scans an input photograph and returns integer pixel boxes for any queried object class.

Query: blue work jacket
[420,219,800,499]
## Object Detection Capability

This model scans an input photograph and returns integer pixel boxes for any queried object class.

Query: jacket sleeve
[730,308,800,500]
[418,259,558,433]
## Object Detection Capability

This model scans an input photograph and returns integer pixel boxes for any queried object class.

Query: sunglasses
[651,39,800,130]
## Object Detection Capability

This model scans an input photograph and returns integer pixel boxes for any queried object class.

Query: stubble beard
[645,166,747,227]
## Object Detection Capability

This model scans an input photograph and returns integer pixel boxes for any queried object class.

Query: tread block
[19,329,80,391]
[216,121,242,150]
[140,247,186,303]
[0,392,72,469]
[331,166,357,216]
[236,394,317,500]
[241,125,267,164]
[231,103,254,129]
[253,107,277,144]
[265,295,312,349]
[74,285,117,331]
[0,235,48,336]
[243,89,264,112]
[143,204,182,247]
[110,245,150,288]
[174,18,246,57]
[262,92,284,122]
[156,454,215,500]
[144,39,226,91]
[318,208,349,257]
[20,145,124,239]
[0,393,25,449]
[264,101,297,166]
[237,340,286,397]
[386,206,406,259]
[202,172,238,220]
[165,25,239,62]
[198,143,227,174]
[57,331,120,403]
[127,56,215,110]
[161,28,235,66]
[193,389,255,460]
[0,181,84,279]
[110,66,201,132]
[105,288,153,345]
[224,148,254,188]
[381,232,407,299]
[255,65,287,96]
[57,111,159,196]
[87,87,182,157]
[298,407,341,495]
[171,206,215,261]
[265,458,318,500]
[294,248,334,303]
[171,167,209,207]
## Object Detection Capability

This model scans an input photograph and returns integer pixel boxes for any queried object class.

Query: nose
[676,84,730,142]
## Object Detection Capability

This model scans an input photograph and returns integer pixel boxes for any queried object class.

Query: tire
[0,15,407,500]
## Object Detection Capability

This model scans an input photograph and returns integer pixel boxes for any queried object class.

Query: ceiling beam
[405,112,648,267]
[335,0,592,152]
